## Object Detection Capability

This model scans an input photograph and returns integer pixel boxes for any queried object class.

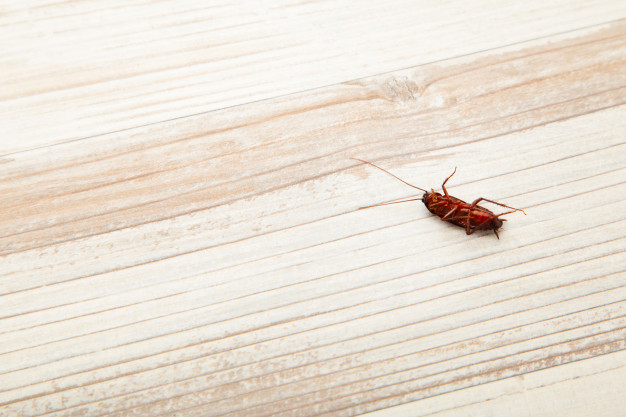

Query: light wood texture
[1,2,626,417]
[2,0,626,153]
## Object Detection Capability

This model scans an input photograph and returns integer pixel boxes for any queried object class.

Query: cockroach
[353,158,526,239]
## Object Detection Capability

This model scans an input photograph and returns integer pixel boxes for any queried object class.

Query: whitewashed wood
[1,5,626,417]
[363,350,626,417]
[1,1,626,153]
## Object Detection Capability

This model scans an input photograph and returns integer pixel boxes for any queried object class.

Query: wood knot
[379,76,421,102]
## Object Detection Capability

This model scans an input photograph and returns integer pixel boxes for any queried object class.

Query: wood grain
[1,2,626,417]
[2,1,626,153]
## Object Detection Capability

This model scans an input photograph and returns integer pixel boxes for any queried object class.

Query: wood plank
[363,349,626,417]
[1,1,626,152]
[1,17,625,417]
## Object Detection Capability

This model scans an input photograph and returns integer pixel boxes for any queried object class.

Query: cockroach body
[353,158,526,239]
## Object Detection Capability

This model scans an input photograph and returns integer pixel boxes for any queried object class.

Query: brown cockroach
[353,158,526,239]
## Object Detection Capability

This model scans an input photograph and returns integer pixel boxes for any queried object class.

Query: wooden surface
[1,2,625,416]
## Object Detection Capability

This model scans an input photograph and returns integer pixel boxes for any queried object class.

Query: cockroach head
[422,188,437,201]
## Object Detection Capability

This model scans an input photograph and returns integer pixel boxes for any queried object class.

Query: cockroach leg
[495,209,525,218]
[441,207,457,220]
[429,200,448,208]
[440,167,457,198]
[470,197,527,215]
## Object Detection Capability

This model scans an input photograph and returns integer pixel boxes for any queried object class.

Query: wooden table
[1,2,625,416]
